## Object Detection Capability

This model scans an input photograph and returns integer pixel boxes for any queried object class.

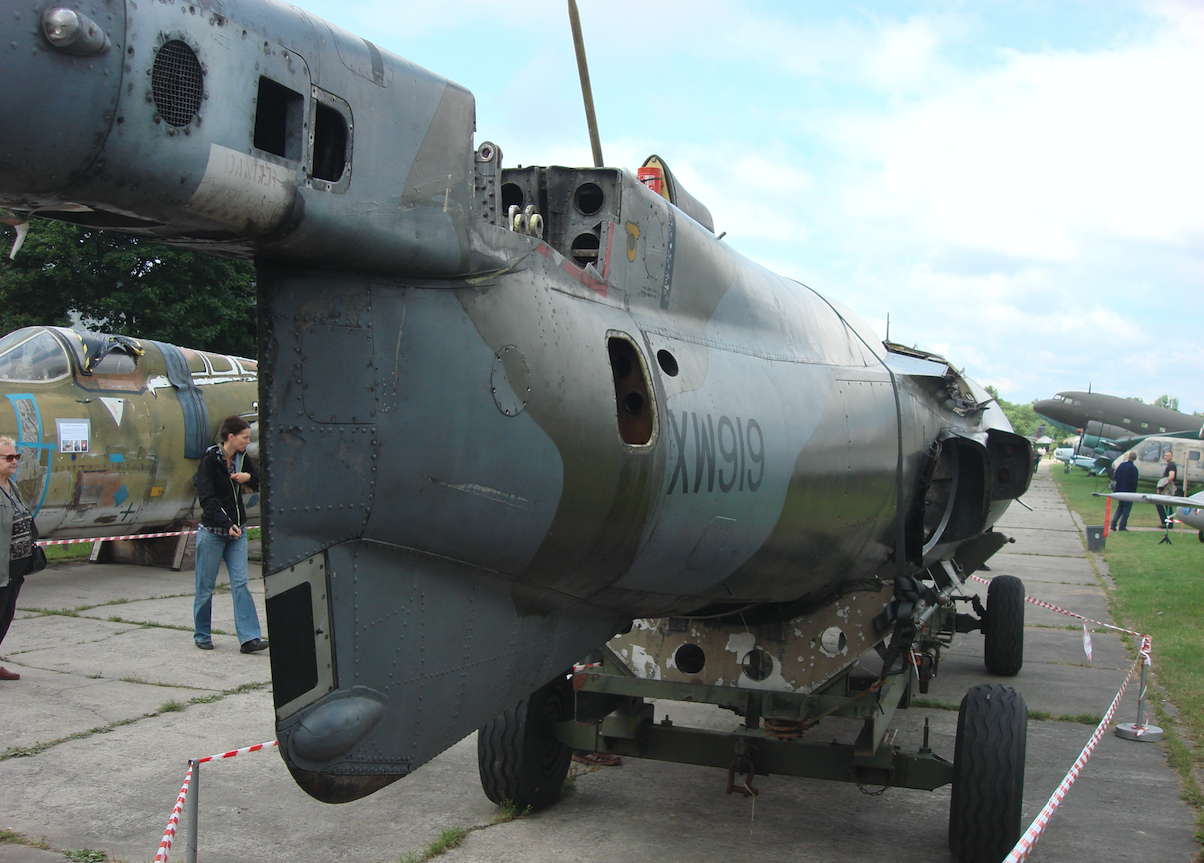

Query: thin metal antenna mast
[568,0,604,168]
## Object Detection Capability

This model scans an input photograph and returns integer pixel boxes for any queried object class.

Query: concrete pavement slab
[966,577,1114,629]
[996,507,1079,532]
[0,669,201,755]
[983,552,1098,585]
[14,564,199,611]
[3,617,270,692]
[1004,527,1088,557]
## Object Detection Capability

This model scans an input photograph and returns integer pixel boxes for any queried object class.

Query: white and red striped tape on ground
[37,529,198,547]
[154,740,277,862]
[967,573,1151,642]
[197,739,278,764]
[1003,652,1144,863]
[153,763,193,863]
[967,573,1154,862]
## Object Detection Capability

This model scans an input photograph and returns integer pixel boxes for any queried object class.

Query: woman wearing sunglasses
[0,437,33,681]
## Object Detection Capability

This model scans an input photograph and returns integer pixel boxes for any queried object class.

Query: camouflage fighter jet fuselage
[0,1,1032,806]
[0,326,258,538]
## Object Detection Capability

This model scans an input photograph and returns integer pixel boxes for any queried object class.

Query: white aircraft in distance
[1095,490,1204,542]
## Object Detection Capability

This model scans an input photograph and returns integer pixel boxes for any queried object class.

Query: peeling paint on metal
[424,477,535,510]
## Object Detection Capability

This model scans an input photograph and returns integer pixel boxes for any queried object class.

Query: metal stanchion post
[186,759,199,863]
[1116,658,1163,741]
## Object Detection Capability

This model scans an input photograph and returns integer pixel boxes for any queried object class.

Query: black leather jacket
[196,445,258,532]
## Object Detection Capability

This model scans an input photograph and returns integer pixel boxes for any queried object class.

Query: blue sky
[268,2,1204,412]
[169,2,1204,411]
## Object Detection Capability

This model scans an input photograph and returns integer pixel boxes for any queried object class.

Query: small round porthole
[674,643,706,674]
[741,648,773,682]
[657,350,679,377]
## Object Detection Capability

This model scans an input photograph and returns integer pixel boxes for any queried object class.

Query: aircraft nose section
[1032,399,1068,427]
[0,2,126,208]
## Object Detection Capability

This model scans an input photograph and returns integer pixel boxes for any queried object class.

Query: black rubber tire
[948,684,1028,863]
[1197,530,1203,544]
[477,675,573,811]
[984,575,1024,676]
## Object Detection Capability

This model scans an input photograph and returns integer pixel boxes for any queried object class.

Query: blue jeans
[193,529,261,645]
[1111,500,1133,530]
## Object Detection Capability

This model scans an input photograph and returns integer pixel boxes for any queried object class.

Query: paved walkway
[0,462,1198,862]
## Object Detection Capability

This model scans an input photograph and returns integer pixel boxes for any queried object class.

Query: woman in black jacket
[192,415,268,653]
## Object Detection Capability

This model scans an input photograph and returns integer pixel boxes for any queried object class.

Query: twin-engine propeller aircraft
[0,326,259,544]
[1,3,1035,861]
[1035,390,1204,460]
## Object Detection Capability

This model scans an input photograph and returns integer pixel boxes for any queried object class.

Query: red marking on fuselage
[536,239,610,297]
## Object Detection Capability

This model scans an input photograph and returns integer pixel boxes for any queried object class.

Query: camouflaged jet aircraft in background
[0,326,258,539]
[0,4,1037,861]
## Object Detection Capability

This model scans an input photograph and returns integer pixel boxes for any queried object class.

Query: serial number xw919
[666,411,764,494]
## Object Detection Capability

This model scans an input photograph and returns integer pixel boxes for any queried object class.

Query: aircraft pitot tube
[0,0,1033,804]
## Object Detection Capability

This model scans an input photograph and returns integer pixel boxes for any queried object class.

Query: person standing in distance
[0,437,33,680]
[193,416,268,654]
[1155,449,1179,528]
[1110,451,1139,532]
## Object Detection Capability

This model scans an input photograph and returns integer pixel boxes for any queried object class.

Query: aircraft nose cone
[0,1,125,207]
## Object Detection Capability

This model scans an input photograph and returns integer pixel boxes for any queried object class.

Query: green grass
[399,827,470,863]
[0,829,51,849]
[44,542,94,562]
[64,850,107,862]
[1052,464,1167,530]
[1050,468,1204,849]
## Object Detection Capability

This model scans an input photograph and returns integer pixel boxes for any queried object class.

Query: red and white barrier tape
[154,763,193,863]
[154,740,277,861]
[37,529,197,547]
[1003,651,1144,863]
[967,574,1155,861]
[197,738,278,764]
[967,573,1151,643]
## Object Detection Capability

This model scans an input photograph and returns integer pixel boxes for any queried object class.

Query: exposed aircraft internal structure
[0,3,1035,861]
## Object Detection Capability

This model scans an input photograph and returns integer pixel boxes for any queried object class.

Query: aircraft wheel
[984,575,1025,676]
[1197,530,1203,544]
[477,674,573,812]
[948,684,1028,863]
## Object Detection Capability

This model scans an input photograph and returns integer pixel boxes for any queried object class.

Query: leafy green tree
[984,386,1067,443]
[0,219,256,356]
[1153,394,1180,412]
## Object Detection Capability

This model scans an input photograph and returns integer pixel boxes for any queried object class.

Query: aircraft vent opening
[573,182,604,215]
[674,643,706,675]
[151,40,203,128]
[312,103,348,182]
[254,77,304,161]
[921,438,989,556]
[657,350,679,377]
[570,231,600,267]
[741,648,773,682]
[500,183,524,214]
[608,336,654,446]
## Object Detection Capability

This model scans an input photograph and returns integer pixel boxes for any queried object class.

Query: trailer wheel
[984,575,1024,676]
[949,684,1027,863]
[477,675,573,811]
